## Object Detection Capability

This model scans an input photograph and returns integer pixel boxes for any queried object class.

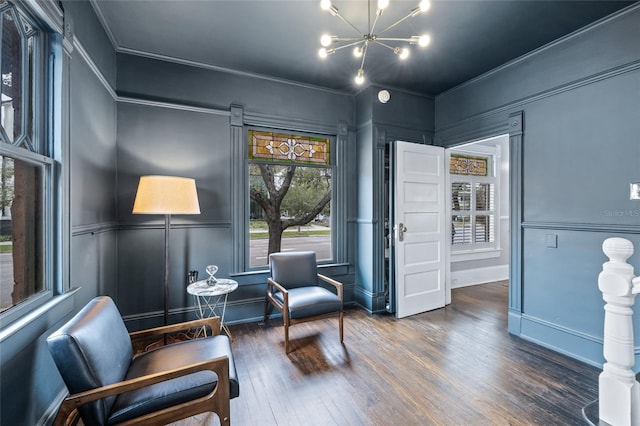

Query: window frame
[447,146,501,262]
[0,1,57,327]
[245,127,337,271]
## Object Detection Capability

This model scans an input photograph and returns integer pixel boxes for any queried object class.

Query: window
[450,153,497,251]
[0,3,51,314]
[248,129,333,268]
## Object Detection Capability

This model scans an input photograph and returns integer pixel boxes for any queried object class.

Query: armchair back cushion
[269,251,318,288]
[47,297,133,425]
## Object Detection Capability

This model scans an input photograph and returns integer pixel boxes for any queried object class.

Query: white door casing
[394,141,447,318]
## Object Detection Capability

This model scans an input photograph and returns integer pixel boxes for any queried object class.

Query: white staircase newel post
[599,237,640,426]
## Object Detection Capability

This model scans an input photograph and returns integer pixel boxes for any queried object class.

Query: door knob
[395,223,408,241]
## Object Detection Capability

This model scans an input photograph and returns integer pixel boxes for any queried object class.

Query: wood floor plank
[228,282,599,425]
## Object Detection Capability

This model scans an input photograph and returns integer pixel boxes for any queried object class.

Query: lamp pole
[163,214,171,327]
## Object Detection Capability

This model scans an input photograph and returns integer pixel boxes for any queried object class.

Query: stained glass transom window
[450,154,487,176]
[248,130,330,165]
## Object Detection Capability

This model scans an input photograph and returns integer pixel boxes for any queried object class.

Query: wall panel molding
[71,221,118,236]
[522,221,640,234]
[118,96,230,116]
[72,221,236,235]
[118,222,233,231]
[244,111,339,135]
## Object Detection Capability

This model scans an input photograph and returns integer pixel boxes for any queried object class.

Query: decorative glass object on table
[206,265,218,286]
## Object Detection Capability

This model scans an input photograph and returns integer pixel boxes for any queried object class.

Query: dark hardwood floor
[227,282,599,425]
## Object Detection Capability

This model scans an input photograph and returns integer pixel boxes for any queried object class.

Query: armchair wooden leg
[284,322,290,353]
[339,311,344,343]
[53,401,80,426]
[263,297,269,323]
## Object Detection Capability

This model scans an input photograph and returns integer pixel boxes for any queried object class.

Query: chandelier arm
[369,9,382,35]
[377,11,416,36]
[372,40,396,52]
[376,37,413,42]
[362,43,370,69]
[334,37,363,42]
[332,39,366,52]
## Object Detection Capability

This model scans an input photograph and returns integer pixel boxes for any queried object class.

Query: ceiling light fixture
[318,0,432,86]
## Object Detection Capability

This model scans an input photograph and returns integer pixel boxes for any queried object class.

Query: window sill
[0,288,79,362]
[451,248,501,262]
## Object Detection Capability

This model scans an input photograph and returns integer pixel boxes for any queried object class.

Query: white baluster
[599,237,640,426]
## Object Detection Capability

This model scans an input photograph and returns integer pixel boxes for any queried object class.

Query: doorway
[384,135,510,316]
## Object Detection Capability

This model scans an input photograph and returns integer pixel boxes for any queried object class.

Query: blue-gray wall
[435,5,640,368]
[355,86,435,312]
[115,53,358,330]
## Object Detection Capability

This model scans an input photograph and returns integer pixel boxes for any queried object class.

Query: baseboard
[519,314,605,369]
[451,264,509,288]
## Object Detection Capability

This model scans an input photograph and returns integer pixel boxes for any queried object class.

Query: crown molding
[88,0,119,50]
[73,38,117,100]
[118,46,354,98]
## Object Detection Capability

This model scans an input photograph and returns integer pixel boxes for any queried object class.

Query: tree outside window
[248,130,332,268]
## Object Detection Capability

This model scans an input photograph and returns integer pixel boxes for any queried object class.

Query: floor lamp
[132,175,201,328]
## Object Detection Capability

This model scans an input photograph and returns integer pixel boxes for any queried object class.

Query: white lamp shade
[132,175,201,215]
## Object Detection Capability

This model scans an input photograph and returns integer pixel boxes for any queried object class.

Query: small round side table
[187,278,238,339]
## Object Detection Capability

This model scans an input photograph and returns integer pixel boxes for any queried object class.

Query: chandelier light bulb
[378,0,390,10]
[353,45,363,58]
[318,47,328,58]
[320,0,332,10]
[418,34,431,47]
[320,34,333,47]
[394,46,410,60]
[355,69,365,85]
[419,0,431,12]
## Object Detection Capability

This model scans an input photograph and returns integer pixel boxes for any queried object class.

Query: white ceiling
[92,0,635,95]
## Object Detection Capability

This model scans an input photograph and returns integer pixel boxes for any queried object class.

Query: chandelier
[318,0,432,86]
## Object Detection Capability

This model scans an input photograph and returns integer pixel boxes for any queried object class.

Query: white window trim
[447,144,501,263]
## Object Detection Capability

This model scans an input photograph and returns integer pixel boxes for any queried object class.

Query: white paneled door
[394,141,446,318]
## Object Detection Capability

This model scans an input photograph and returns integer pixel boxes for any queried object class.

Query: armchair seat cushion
[274,286,342,320]
[108,335,239,425]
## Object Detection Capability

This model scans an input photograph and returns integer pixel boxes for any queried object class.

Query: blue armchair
[47,296,239,425]
[264,251,344,353]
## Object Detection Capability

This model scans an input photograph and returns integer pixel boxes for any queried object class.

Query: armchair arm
[267,278,289,310]
[55,355,230,426]
[266,277,288,295]
[129,317,221,341]
[318,274,344,301]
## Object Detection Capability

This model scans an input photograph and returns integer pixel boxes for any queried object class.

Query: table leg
[195,295,208,338]
[220,292,233,341]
